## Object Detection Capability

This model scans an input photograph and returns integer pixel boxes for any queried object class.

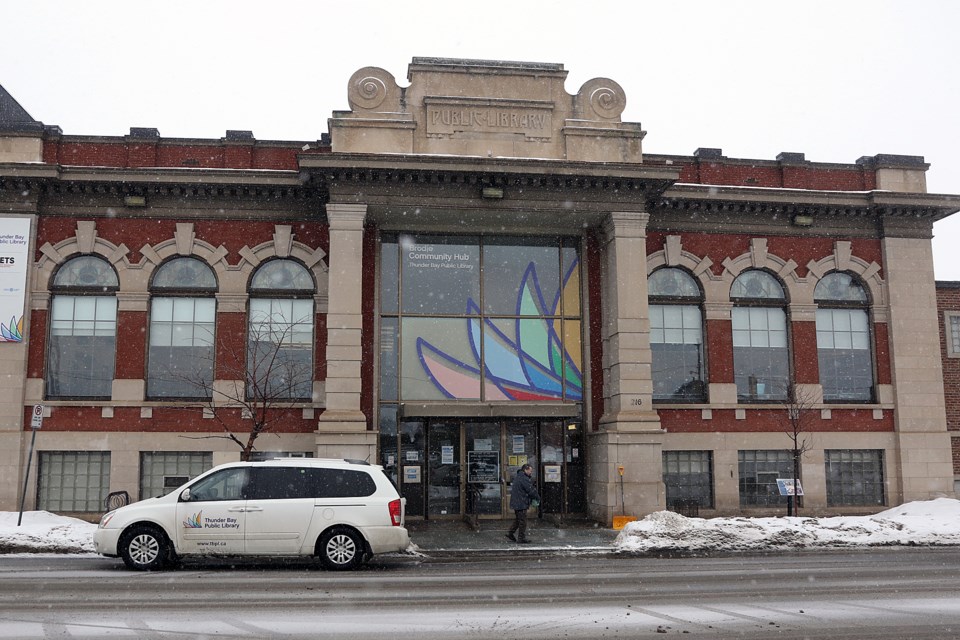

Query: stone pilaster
[316,203,376,459]
[882,235,956,501]
[589,210,664,524]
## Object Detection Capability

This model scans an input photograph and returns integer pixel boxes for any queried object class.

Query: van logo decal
[183,511,203,528]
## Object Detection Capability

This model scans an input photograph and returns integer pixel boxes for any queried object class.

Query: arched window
[147,257,217,398]
[731,270,789,402]
[815,272,873,402]
[648,268,706,402]
[248,259,315,400]
[47,255,119,398]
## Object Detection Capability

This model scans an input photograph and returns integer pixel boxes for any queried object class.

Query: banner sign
[0,218,30,342]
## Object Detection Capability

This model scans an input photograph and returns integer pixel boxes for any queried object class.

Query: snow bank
[615,498,960,553]
[0,511,96,554]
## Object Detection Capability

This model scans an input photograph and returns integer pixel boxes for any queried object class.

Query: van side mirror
[179,488,191,502]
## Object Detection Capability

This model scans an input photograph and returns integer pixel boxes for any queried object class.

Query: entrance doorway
[383,418,585,520]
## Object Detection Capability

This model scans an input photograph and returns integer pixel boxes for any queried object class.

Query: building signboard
[0,217,30,342]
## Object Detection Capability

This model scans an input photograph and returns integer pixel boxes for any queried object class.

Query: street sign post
[18,405,44,526]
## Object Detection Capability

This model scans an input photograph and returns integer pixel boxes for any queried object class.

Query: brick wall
[936,283,960,432]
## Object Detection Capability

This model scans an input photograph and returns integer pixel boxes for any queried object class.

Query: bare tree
[777,385,817,516]
[170,307,314,460]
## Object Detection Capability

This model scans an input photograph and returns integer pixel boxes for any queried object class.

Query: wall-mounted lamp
[481,186,504,199]
[123,195,147,207]
[791,214,814,227]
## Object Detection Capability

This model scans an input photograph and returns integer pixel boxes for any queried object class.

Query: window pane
[817,308,873,402]
[401,317,481,400]
[247,298,314,400]
[733,307,789,401]
[380,239,399,314]
[825,449,884,506]
[738,450,792,507]
[250,260,313,291]
[400,234,480,315]
[151,257,216,290]
[731,270,785,300]
[53,256,118,289]
[652,305,705,402]
[139,452,212,500]
[815,272,868,303]
[663,451,714,508]
[483,238,560,316]
[47,296,116,398]
[38,452,111,512]
[648,268,700,298]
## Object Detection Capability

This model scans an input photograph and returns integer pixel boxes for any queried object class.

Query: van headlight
[98,511,116,529]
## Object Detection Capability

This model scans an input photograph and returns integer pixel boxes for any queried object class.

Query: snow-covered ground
[2,499,959,555]
[0,511,97,554]
[616,497,960,552]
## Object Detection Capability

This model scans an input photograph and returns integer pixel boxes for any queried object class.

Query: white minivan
[94,458,408,571]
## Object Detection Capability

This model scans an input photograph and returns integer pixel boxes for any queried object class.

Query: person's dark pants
[508,508,528,541]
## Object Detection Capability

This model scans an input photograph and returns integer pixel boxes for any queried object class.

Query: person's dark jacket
[509,469,540,511]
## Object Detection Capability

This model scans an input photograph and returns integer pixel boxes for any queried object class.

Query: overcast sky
[5,1,959,277]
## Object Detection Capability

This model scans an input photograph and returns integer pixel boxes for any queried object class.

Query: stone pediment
[329,58,645,163]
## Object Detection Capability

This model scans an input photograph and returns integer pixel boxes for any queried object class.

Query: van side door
[244,466,317,555]
[175,467,248,555]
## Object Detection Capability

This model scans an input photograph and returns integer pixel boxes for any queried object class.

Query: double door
[386,418,585,519]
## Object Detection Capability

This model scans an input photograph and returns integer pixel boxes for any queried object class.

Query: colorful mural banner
[0,218,30,343]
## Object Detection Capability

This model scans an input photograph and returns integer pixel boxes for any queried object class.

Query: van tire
[318,528,364,571]
[119,525,169,571]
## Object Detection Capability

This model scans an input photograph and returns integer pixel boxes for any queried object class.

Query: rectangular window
[738,450,793,507]
[38,451,111,512]
[139,451,213,500]
[662,451,714,509]
[148,297,215,398]
[817,308,873,402]
[47,295,117,398]
[651,304,705,402]
[945,312,960,358]
[825,449,885,506]
[248,298,314,400]
[382,235,583,403]
[732,307,789,401]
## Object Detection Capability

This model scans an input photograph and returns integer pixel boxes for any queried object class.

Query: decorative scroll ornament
[577,78,626,120]
[347,67,400,112]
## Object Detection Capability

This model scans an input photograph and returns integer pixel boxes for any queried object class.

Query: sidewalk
[404,517,620,557]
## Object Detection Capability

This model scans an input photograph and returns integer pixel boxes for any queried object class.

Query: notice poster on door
[544,465,562,483]
[512,435,525,454]
[467,451,499,483]
[441,445,455,464]
[403,466,421,483]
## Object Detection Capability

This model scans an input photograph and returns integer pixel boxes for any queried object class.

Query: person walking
[506,463,540,544]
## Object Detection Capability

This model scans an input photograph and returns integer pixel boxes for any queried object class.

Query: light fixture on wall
[481,186,504,199]
[791,213,814,227]
[123,194,147,207]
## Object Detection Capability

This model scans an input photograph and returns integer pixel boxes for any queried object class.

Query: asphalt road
[1,548,959,638]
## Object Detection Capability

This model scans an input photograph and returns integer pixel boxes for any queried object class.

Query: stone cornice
[300,152,680,196]
[657,184,960,222]
[0,164,321,201]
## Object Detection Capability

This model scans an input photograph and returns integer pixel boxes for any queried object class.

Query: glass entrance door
[382,417,586,519]
[464,422,502,516]
[427,421,460,517]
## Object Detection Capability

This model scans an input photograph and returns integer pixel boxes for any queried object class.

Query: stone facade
[1,59,959,524]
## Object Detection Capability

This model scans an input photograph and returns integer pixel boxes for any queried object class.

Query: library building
[1,57,958,525]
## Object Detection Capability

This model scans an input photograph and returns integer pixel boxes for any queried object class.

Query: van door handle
[245,506,263,512]
[227,507,246,513]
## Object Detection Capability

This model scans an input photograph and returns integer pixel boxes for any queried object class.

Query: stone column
[316,203,376,460]
[588,210,665,524]
[882,233,956,500]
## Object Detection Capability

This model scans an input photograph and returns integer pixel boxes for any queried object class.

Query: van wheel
[119,525,169,571]
[318,528,363,571]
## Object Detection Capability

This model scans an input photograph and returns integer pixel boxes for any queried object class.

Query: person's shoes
[505,533,517,542]
[517,539,531,544]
